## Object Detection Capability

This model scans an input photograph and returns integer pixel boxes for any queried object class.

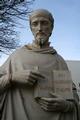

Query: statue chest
[12,50,58,71]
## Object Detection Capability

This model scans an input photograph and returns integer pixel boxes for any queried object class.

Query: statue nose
[38,23,42,31]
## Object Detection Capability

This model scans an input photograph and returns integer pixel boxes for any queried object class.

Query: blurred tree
[0,0,35,54]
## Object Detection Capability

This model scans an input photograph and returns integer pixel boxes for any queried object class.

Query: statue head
[29,9,54,47]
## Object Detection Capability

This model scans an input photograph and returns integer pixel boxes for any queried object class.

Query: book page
[34,66,53,98]
[52,70,73,100]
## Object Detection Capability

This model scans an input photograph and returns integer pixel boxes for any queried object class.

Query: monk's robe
[0,44,79,120]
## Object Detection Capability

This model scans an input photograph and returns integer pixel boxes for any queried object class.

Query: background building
[66,60,80,100]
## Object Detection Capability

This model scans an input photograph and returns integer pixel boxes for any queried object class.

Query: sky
[0,0,80,65]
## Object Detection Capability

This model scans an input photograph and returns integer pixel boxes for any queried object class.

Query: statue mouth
[36,32,46,39]
[36,31,46,35]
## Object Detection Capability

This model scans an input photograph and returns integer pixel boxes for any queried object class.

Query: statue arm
[0,72,11,93]
[0,68,44,89]
[0,56,12,93]
[11,70,45,87]
[11,70,36,86]
[0,60,45,91]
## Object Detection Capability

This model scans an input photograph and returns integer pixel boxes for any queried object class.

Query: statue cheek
[43,26,50,32]
[46,28,52,35]
[32,28,37,36]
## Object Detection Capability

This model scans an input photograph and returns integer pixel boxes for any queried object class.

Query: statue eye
[31,22,38,27]
[41,21,48,25]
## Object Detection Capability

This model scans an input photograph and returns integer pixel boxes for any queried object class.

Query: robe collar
[24,41,57,54]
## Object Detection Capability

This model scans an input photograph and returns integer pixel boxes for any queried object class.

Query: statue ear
[29,23,33,33]
[29,16,32,31]
[30,25,32,31]
[49,26,53,37]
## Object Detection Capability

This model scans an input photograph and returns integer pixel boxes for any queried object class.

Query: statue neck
[33,40,50,48]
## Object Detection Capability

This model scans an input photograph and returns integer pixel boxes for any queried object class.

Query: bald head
[29,9,54,29]
[29,9,54,47]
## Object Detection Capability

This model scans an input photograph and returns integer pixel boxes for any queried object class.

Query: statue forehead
[29,9,53,22]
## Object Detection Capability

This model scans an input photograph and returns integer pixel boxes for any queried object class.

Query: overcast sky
[0,0,80,66]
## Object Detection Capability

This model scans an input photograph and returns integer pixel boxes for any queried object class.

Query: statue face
[30,16,52,46]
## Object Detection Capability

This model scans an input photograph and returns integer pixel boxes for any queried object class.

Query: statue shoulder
[0,47,23,69]
[55,53,68,70]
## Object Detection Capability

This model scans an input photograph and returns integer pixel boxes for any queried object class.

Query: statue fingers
[39,98,58,107]
[39,101,58,111]
[27,77,37,84]
[29,73,45,82]
[31,71,45,79]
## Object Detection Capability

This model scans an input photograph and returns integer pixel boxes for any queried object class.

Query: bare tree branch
[0,0,35,55]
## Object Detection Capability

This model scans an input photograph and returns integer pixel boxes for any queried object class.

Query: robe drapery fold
[0,45,79,120]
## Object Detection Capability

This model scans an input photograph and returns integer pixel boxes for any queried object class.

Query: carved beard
[35,32,51,47]
[37,38,47,48]
[39,38,45,47]
[35,33,48,47]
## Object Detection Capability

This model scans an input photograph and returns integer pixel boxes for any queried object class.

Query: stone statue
[0,9,79,120]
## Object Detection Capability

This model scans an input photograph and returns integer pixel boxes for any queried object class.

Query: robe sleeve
[56,54,79,117]
[0,53,34,91]
[72,83,80,120]
[0,56,12,119]
[0,55,12,94]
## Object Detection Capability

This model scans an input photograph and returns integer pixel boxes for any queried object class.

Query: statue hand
[12,70,45,86]
[25,70,45,85]
[38,93,74,112]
